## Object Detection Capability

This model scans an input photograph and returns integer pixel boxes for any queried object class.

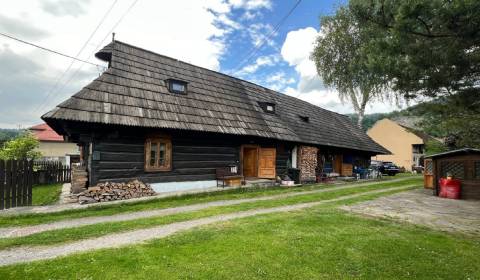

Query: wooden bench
[216,166,244,188]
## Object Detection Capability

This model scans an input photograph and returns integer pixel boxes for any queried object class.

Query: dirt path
[0,178,413,238]
[0,185,414,267]
[0,177,412,216]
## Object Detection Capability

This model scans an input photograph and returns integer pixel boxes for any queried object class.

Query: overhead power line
[34,0,119,114]
[38,0,139,114]
[233,0,302,72]
[0,32,104,68]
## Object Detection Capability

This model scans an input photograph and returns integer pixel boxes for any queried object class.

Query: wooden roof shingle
[42,41,388,154]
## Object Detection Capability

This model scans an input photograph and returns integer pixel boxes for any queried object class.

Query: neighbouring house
[424,148,480,200]
[42,40,388,193]
[368,118,439,171]
[29,123,80,165]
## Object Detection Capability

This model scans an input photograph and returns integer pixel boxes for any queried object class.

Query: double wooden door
[242,146,276,179]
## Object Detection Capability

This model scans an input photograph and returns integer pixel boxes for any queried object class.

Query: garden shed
[424,148,480,200]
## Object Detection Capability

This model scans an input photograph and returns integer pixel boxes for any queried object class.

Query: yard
[31,183,62,206]
[0,175,478,279]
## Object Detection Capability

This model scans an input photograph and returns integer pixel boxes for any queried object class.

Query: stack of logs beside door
[299,146,318,183]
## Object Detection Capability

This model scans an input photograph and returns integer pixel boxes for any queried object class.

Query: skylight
[258,102,276,114]
[167,79,188,94]
[299,115,310,122]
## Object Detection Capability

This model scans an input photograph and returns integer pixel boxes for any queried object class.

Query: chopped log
[77,180,155,204]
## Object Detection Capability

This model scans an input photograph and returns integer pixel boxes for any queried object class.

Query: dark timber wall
[88,128,292,185]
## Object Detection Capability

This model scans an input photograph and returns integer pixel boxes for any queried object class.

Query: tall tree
[311,7,388,127]
[349,0,480,98]
[346,0,480,148]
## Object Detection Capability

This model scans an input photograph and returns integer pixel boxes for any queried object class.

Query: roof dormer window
[299,115,310,122]
[258,102,275,114]
[167,79,188,94]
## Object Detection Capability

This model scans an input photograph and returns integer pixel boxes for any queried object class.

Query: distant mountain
[347,102,430,132]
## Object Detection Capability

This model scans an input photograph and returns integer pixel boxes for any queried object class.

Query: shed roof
[424,148,480,159]
[42,40,388,154]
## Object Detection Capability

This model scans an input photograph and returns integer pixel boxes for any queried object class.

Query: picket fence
[0,160,71,210]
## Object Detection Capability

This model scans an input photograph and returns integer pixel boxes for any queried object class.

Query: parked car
[378,161,400,176]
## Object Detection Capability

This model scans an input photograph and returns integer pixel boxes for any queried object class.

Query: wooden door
[424,158,433,189]
[243,148,258,177]
[258,148,276,179]
[334,155,343,174]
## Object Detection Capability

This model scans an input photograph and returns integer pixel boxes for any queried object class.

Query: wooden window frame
[166,79,188,94]
[145,136,172,172]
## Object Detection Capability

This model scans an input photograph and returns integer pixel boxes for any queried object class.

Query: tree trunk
[357,111,364,128]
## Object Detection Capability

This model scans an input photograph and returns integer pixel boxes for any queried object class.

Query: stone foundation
[299,146,318,183]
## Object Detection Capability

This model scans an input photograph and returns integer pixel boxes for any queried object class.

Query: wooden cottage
[42,40,388,192]
[424,148,480,200]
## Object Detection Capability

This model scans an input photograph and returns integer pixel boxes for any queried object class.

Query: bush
[0,132,42,160]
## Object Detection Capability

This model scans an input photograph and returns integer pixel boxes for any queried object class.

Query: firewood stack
[77,179,156,204]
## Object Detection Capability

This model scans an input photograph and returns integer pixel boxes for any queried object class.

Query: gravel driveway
[341,188,480,235]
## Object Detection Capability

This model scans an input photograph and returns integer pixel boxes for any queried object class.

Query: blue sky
[221,0,345,90]
[0,0,398,129]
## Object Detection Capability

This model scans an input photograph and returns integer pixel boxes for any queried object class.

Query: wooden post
[21,160,28,206]
[0,161,4,210]
[5,160,11,209]
[16,160,23,207]
[27,160,33,206]
[11,160,17,208]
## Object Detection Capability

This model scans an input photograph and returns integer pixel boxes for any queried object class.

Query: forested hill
[0,129,21,145]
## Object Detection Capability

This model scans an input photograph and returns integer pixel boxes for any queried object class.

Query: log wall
[89,129,291,185]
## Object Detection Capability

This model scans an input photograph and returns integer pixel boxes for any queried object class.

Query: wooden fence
[33,161,71,185]
[0,160,71,210]
[0,160,33,210]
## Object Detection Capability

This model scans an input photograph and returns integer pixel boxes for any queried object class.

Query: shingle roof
[424,148,480,159]
[42,40,388,154]
[29,123,64,142]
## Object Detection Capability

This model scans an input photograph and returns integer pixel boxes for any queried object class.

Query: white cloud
[281,27,321,92]
[280,27,400,114]
[237,54,280,75]
[246,23,277,47]
[264,71,295,91]
[229,0,272,10]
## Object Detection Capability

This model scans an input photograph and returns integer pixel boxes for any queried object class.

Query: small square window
[167,79,188,94]
[299,115,309,122]
[258,102,275,114]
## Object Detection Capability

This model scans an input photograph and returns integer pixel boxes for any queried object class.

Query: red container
[439,178,461,199]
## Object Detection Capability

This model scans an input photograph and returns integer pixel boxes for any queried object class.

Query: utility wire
[34,0,119,114]
[233,0,302,73]
[39,0,139,113]
[0,32,105,67]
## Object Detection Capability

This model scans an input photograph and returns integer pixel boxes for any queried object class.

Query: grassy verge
[0,187,478,279]
[0,180,420,250]
[31,184,62,206]
[0,176,420,228]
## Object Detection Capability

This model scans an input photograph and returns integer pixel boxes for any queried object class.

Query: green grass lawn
[0,193,478,279]
[31,184,62,206]
[0,175,421,228]
[0,180,418,250]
